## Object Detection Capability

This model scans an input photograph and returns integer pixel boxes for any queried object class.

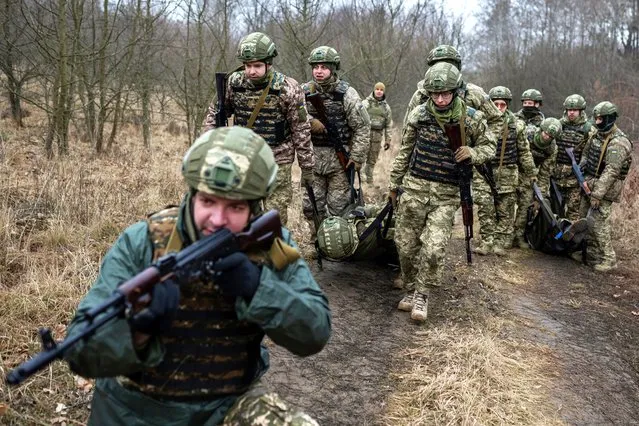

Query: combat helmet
[423,62,461,93]
[182,127,278,200]
[489,86,513,101]
[539,117,562,139]
[521,89,543,105]
[308,46,341,70]
[317,216,358,260]
[427,44,462,70]
[592,101,618,132]
[563,94,587,110]
[236,32,278,64]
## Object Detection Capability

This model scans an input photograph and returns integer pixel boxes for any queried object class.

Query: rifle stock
[6,210,282,386]
[215,72,228,127]
[565,147,591,195]
[306,94,350,170]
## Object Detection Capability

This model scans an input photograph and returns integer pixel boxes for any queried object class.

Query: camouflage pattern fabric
[264,163,293,225]
[364,130,383,182]
[513,174,533,242]
[302,147,352,221]
[403,80,502,139]
[515,109,545,127]
[363,92,393,182]
[579,198,616,267]
[223,383,318,426]
[390,100,496,292]
[204,70,315,170]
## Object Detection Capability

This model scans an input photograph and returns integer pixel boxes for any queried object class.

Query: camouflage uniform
[362,87,393,183]
[554,112,597,221]
[301,78,370,221]
[204,38,313,226]
[64,128,330,426]
[474,109,535,252]
[515,109,545,127]
[578,105,633,270]
[390,97,496,303]
[513,123,559,245]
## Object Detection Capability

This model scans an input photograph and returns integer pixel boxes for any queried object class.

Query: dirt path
[265,236,639,425]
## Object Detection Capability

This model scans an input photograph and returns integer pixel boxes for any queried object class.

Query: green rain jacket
[64,208,331,426]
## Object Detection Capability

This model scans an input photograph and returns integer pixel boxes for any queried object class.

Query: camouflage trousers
[223,383,318,426]
[394,190,457,293]
[264,163,293,226]
[363,131,383,183]
[513,179,533,241]
[579,197,616,266]
[474,177,517,248]
[302,147,352,222]
[558,183,582,222]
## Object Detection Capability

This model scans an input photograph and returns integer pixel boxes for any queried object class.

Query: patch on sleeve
[607,148,620,164]
[297,101,308,122]
[358,103,371,125]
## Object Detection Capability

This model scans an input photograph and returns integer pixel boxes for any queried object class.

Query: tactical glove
[310,118,326,134]
[128,279,180,335]
[213,252,261,302]
[301,168,315,186]
[454,146,473,163]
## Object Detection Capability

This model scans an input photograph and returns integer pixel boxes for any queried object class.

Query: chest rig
[305,80,352,147]
[493,116,519,168]
[556,121,591,165]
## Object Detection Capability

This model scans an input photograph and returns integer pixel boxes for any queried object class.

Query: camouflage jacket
[363,93,393,144]
[403,80,502,138]
[492,111,536,193]
[528,127,558,193]
[64,203,331,425]
[515,109,545,127]
[553,113,597,186]
[390,101,497,204]
[303,78,371,164]
[204,69,315,170]
[579,125,633,202]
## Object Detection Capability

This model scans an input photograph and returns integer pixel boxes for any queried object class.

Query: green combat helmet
[426,44,462,70]
[308,46,341,70]
[236,32,278,64]
[182,127,278,200]
[489,86,513,101]
[423,62,462,93]
[592,101,618,118]
[316,216,358,260]
[521,89,543,105]
[540,117,562,139]
[563,94,587,110]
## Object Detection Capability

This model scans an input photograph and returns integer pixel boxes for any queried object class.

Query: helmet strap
[181,191,200,243]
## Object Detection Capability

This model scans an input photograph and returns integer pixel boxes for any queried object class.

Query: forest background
[1,0,638,154]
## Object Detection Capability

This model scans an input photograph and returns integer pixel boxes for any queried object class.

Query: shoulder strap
[246,73,275,129]
[498,117,509,169]
[595,126,617,176]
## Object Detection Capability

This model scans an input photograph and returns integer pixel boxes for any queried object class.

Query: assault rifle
[306,94,356,201]
[215,72,228,127]
[565,147,591,196]
[6,210,282,386]
[444,122,474,264]
[475,163,500,222]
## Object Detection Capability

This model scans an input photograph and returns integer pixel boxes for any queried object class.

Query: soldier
[577,101,633,272]
[473,86,536,255]
[553,94,597,220]
[64,127,331,425]
[302,46,370,223]
[388,62,496,322]
[204,32,314,225]
[403,45,502,136]
[316,203,397,263]
[515,89,545,126]
[362,82,393,183]
[512,118,561,248]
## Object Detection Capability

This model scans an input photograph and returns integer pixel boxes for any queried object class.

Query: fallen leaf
[632,311,639,316]
[42,388,55,394]
[50,416,68,424]
[55,403,67,413]
[75,375,94,392]
[613,293,621,298]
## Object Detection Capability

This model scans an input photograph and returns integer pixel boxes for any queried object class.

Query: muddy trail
[264,234,639,425]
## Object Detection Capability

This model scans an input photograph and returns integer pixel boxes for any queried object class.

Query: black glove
[213,252,261,301]
[128,279,180,335]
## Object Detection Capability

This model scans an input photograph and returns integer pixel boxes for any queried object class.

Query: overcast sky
[443,0,481,33]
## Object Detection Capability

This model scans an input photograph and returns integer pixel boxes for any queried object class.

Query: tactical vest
[516,110,544,127]
[556,121,590,165]
[408,112,459,185]
[583,130,632,179]
[367,99,388,130]
[231,72,290,147]
[493,118,518,167]
[125,208,264,400]
[305,81,352,147]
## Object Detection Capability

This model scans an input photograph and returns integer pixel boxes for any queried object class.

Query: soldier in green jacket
[362,82,393,183]
[576,101,633,272]
[64,127,331,425]
[515,89,545,127]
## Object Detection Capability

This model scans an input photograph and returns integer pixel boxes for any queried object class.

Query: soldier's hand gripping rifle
[444,122,474,264]
[215,72,228,127]
[565,147,591,196]
[6,211,282,386]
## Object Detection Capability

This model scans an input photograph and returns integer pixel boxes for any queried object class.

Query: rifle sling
[358,202,393,242]
[434,106,467,147]
[498,117,508,171]
[595,126,616,177]
[246,73,274,129]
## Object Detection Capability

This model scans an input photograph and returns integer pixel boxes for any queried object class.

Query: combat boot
[592,261,617,272]
[398,291,414,312]
[472,241,493,255]
[410,292,429,322]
